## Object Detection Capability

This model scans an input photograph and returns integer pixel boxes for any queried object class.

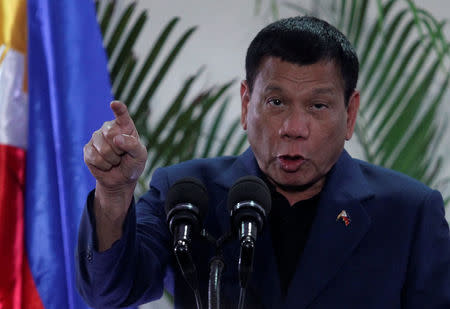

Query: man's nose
[278,110,310,139]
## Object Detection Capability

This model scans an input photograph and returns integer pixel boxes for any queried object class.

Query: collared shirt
[264,179,320,298]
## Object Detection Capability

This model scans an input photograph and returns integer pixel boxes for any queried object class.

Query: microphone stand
[173,225,203,309]
[237,221,257,309]
[201,230,233,309]
[208,257,224,308]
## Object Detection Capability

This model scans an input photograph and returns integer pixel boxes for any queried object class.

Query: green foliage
[283,0,450,203]
[95,1,247,194]
[255,0,280,19]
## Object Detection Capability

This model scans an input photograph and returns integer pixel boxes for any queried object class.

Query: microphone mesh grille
[227,176,271,215]
[164,177,209,220]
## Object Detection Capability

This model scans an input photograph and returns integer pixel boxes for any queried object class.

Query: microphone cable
[238,287,246,309]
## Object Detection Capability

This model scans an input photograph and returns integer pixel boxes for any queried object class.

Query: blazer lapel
[251,224,283,307]
[284,151,374,309]
[212,148,282,307]
[212,148,261,233]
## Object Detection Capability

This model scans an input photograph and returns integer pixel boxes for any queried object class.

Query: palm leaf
[124,17,180,107]
[110,10,147,85]
[113,53,137,99]
[99,0,115,35]
[133,26,197,130]
[215,118,244,157]
[231,131,249,156]
[147,71,202,148]
[104,2,137,62]
[200,97,231,158]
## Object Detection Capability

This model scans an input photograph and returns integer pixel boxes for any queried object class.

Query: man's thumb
[113,134,146,159]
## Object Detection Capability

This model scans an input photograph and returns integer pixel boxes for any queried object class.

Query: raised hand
[84,101,147,250]
[84,101,147,190]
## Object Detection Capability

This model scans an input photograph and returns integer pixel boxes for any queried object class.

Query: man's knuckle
[84,144,93,156]
[92,154,101,166]
[85,152,96,166]
[104,151,120,164]
[96,140,110,155]
[111,155,121,165]
[129,136,139,146]
[103,128,115,140]
[88,148,104,166]
[102,120,113,129]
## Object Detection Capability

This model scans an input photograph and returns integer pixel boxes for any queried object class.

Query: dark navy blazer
[76,148,450,308]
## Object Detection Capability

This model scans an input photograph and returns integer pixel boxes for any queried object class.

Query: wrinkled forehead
[252,57,346,95]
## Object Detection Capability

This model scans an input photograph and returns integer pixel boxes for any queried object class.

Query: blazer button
[87,251,93,262]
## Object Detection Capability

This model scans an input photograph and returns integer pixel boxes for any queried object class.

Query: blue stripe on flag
[26,0,113,308]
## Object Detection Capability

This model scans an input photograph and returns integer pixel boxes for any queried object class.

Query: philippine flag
[0,0,112,308]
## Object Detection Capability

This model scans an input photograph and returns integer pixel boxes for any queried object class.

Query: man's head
[240,16,360,203]
[245,16,358,105]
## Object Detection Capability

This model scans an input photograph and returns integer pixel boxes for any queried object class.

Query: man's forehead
[255,59,344,93]
[260,85,342,102]
[257,56,341,71]
[257,56,342,77]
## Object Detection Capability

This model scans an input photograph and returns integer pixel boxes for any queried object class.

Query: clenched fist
[84,101,147,250]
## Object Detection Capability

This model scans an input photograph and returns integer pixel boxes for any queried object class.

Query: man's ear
[240,80,250,130]
[345,90,360,140]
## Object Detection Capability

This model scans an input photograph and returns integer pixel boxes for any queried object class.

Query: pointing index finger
[110,101,133,127]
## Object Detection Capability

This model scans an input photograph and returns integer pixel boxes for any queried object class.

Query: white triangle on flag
[0,46,28,149]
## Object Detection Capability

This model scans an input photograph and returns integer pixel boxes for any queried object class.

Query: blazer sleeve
[75,167,172,308]
[402,190,450,308]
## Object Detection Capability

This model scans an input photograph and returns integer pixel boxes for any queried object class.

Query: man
[76,16,450,308]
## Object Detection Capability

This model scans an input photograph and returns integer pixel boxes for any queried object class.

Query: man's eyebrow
[262,85,337,96]
[263,85,283,93]
[311,87,336,95]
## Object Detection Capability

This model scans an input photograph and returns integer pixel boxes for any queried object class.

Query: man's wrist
[93,182,136,252]
[94,182,135,221]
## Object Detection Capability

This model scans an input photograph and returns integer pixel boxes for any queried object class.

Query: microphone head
[227,176,271,231]
[165,177,209,233]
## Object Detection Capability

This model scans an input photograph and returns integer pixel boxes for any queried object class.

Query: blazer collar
[211,147,261,236]
[213,147,262,190]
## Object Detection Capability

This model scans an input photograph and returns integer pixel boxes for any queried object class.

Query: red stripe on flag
[0,144,43,308]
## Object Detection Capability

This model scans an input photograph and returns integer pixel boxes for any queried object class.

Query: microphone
[227,175,271,306]
[165,177,208,309]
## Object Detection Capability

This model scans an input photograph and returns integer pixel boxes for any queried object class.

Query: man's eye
[312,103,328,110]
[268,98,282,106]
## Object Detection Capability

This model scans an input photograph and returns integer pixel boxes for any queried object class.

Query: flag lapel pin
[336,210,351,227]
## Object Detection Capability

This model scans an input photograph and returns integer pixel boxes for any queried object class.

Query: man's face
[241,57,359,197]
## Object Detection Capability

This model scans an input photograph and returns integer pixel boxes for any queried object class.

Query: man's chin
[274,181,316,192]
[267,174,316,192]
